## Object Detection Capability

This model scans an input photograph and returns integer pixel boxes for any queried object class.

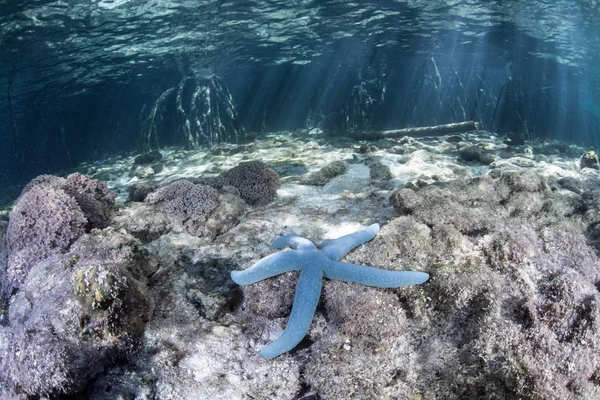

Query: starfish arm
[321,223,380,261]
[230,251,301,285]
[323,260,429,288]
[260,263,323,359]
[270,235,316,250]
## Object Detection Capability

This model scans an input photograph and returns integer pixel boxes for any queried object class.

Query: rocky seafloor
[2,130,600,399]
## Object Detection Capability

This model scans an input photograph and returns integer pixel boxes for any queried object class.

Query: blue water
[1,0,600,188]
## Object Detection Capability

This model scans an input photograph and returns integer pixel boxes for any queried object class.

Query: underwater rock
[557,176,583,194]
[114,202,172,243]
[581,190,600,250]
[4,132,598,399]
[580,190,600,222]
[358,144,372,154]
[0,224,7,325]
[300,174,600,399]
[143,179,245,239]
[2,183,86,295]
[20,174,66,195]
[535,141,571,155]
[500,169,549,193]
[301,160,348,186]
[63,173,117,230]
[186,287,237,321]
[134,150,163,165]
[129,164,156,179]
[390,144,416,155]
[323,280,407,341]
[580,151,600,170]
[70,365,154,400]
[179,255,242,322]
[367,159,393,181]
[151,163,164,174]
[240,272,298,322]
[458,144,484,162]
[19,173,116,231]
[204,191,247,238]
[389,187,420,215]
[132,229,302,398]
[490,156,536,170]
[127,182,156,202]
[0,230,154,396]
[214,160,281,205]
[390,177,504,235]
[146,180,220,222]
[459,145,495,165]
[587,220,600,245]
[478,152,496,165]
[2,173,117,295]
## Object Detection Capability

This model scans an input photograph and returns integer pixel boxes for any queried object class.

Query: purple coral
[19,173,116,231]
[3,184,86,293]
[2,173,116,295]
[146,179,220,236]
[63,172,116,230]
[218,160,280,205]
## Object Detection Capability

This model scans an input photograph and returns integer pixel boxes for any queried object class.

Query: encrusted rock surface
[2,131,600,399]
[0,230,154,396]
[301,160,348,185]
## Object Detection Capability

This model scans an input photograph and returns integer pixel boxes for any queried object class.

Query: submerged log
[332,121,480,140]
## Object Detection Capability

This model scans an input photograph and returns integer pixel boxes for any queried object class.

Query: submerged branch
[333,121,480,140]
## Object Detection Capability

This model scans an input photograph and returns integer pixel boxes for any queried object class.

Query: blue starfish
[231,223,430,359]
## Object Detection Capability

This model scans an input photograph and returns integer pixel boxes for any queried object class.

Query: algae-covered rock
[0,230,154,396]
[301,160,348,185]
[580,151,599,170]
[216,160,281,205]
[142,179,246,240]
[368,159,393,180]
[2,173,116,296]
[72,265,121,312]
[3,183,86,295]
[329,172,600,399]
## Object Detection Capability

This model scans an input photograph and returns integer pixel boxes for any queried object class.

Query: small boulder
[216,160,281,205]
[557,176,583,194]
[144,179,246,239]
[369,161,393,181]
[459,145,484,162]
[459,145,495,165]
[301,161,348,186]
[580,151,599,170]
[128,182,156,202]
[134,151,163,165]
